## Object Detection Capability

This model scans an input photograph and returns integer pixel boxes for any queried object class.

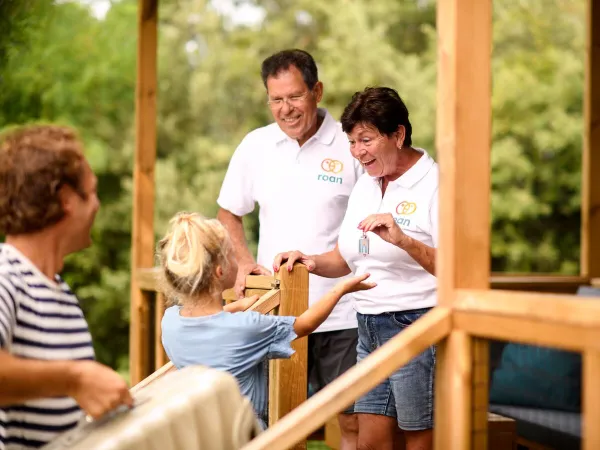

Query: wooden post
[435,0,492,447]
[583,351,600,450]
[129,0,158,385]
[582,0,600,281]
[269,264,308,450]
[472,339,490,449]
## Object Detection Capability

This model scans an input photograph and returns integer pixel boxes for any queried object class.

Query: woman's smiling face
[347,123,404,178]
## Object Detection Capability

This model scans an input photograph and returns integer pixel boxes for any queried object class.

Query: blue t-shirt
[161,307,297,427]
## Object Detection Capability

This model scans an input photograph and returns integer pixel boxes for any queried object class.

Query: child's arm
[224,294,260,313]
[293,273,375,338]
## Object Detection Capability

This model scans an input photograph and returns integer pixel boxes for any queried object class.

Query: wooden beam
[436,0,492,301]
[471,339,489,449]
[584,351,600,450]
[490,274,589,293]
[435,0,491,446]
[154,292,168,370]
[242,308,452,450]
[454,311,600,352]
[582,0,600,280]
[455,288,600,328]
[269,264,309,450]
[129,0,158,385]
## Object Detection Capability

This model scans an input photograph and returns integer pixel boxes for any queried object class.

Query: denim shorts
[354,308,436,431]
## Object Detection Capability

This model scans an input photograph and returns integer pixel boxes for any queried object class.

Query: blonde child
[158,212,375,428]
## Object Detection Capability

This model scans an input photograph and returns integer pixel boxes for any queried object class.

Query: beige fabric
[42,366,262,450]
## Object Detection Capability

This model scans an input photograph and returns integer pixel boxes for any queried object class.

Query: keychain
[358,231,370,256]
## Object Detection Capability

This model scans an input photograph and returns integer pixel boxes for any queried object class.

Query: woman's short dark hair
[341,87,412,146]
[261,49,319,90]
[0,125,87,235]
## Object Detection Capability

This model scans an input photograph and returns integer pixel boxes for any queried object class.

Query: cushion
[489,343,581,412]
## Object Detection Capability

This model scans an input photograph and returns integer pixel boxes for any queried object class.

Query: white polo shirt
[218,109,364,332]
[338,149,439,315]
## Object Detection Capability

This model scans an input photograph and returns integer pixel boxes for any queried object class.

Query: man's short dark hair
[261,49,319,90]
[341,87,413,146]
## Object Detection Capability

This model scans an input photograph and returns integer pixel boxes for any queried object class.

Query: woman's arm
[397,236,435,276]
[273,244,351,278]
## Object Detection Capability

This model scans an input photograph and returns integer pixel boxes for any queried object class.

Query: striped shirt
[0,244,95,449]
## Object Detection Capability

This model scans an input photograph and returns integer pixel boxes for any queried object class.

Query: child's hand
[335,273,376,294]
[224,294,260,313]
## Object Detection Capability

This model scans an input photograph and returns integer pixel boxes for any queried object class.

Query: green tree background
[0,0,586,374]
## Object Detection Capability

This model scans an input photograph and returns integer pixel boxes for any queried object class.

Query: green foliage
[0,0,586,371]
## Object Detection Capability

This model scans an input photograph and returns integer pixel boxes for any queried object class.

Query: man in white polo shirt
[217,49,363,446]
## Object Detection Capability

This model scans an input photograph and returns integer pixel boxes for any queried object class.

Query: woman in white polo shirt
[273,87,438,450]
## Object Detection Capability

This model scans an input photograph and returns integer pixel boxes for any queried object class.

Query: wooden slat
[130,360,175,394]
[154,292,168,370]
[582,0,600,281]
[583,351,600,450]
[269,265,309,450]
[454,311,600,352]
[242,308,451,450]
[136,267,159,292]
[248,289,280,315]
[245,275,278,290]
[129,0,158,386]
[455,288,600,328]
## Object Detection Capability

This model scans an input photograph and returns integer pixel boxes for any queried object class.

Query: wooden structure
[129,0,600,448]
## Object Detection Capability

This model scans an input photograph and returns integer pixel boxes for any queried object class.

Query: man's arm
[217,208,271,298]
[217,208,254,267]
[0,350,132,418]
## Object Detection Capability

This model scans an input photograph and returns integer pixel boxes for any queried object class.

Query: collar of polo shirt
[369,148,436,190]
[273,108,337,146]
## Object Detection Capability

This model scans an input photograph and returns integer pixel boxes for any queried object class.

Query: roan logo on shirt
[394,201,417,227]
[317,158,344,184]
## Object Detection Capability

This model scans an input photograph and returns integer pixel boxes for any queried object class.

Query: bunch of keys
[358,231,370,256]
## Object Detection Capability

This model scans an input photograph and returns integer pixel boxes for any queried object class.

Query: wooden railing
[131,271,597,449]
[132,264,309,449]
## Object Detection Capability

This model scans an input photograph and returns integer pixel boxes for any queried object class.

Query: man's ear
[58,185,75,216]
[396,125,406,148]
[313,81,324,103]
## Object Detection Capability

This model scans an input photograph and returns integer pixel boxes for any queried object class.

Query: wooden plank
[130,360,175,394]
[490,275,589,293]
[584,351,600,450]
[242,308,452,450]
[154,292,168,370]
[269,264,309,450]
[582,0,600,280]
[454,311,600,352]
[137,267,590,295]
[245,275,278,290]
[129,0,158,386]
[248,289,280,315]
[455,288,600,328]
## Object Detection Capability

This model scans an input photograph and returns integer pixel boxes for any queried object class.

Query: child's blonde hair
[157,212,232,303]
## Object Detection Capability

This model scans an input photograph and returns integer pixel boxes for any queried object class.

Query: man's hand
[234,263,272,298]
[272,250,316,273]
[68,361,133,420]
